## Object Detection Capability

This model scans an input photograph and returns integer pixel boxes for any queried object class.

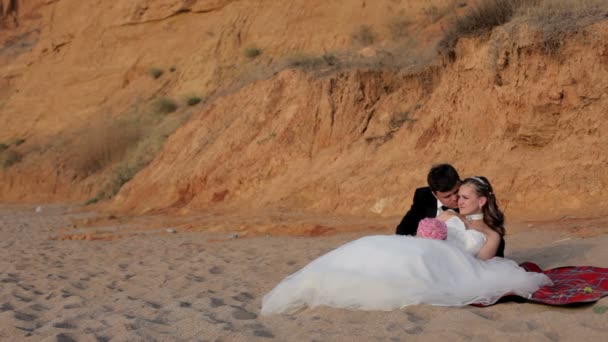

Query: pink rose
[417,218,447,240]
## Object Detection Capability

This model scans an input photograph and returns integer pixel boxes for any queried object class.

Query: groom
[395,164,460,236]
[395,164,505,257]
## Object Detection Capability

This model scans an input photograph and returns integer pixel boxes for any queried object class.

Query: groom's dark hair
[427,164,460,192]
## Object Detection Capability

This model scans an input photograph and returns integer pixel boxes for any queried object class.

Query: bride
[261,176,552,315]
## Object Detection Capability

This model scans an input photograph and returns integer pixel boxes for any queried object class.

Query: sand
[0,204,607,341]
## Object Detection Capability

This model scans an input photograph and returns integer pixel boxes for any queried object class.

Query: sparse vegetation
[439,0,608,58]
[71,99,191,202]
[439,0,527,57]
[91,110,189,201]
[423,5,444,23]
[244,46,262,58]
[518,0,608,54]
[0,143,8,152]
[351,25,376,46]
[13,138,25,146]
[186,96,202,106]
[71,117,143,175]
[169,66,177,72]
[257,132,277,145]
[155,97,178,114]
[287,53,338,70]
[389,111,416,131]
[1,149,22,169]
[84,197,99,205]
[149,68,164,79]
[388,18,412,41]
[423,1,466,23]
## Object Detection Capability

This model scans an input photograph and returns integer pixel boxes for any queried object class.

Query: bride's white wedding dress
[261,217,552,315]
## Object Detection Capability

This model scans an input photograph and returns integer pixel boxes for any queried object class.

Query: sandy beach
[0,204,607,342]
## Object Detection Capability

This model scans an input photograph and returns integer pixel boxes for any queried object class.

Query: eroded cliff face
[1,1,607,222]
[109,21,608,221]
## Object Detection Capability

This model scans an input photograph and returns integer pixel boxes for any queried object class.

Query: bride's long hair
[462,176,505,236]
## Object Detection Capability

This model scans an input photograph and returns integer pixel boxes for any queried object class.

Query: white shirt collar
[436,199,443,215]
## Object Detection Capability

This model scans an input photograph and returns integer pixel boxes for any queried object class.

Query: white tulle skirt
[261,235,552,315]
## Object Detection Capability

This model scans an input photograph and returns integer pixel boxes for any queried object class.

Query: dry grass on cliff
[65,99,189,204]
[0,137,27,169]
[438,0,526,56]
[71,116,142,176]
[518,0,608,53]
[92,112,189,203]
[439,0,608,57]
[0,149,21,169]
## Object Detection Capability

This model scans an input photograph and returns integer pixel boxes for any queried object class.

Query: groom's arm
[395,189,428,236]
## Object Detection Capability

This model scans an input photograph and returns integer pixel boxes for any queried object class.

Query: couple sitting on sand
[261,164,606,315]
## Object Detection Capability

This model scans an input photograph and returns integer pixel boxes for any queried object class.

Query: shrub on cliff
[79,103,191,204]
[148,68,164,79]
[186,96,202,106]
[439,0,608,59]
[72,117,142,175]
[155,97,178,114]
[1,149,22,169]
[439,0,527,57]
[244,46,262,58]
[518,0,608,54]
[351,25,376,46]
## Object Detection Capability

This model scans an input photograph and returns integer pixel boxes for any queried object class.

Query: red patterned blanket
[519,262,608,305]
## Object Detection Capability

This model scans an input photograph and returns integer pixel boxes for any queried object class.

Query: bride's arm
[476,231,501,260]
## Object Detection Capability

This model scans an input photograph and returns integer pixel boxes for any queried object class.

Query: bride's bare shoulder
[436,211,459,222]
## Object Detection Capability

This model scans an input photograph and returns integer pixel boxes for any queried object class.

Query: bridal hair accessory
[466,213,484,221]
[470,176,493,195]
[471,176,488,185]
[417,218,447,240]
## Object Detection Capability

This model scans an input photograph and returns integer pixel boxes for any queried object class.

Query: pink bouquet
[417,218,447,240]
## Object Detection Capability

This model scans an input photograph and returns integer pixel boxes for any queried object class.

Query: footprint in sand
[405,326,424,335]
[231,307,258,320]
[209,266,223,275]
[210,297,225,308]
[144,301,162,309]
[0,303,14,312]
[253,330,275,338]
[470,309,501,321]
[202,313,235,332]
[13,292,32,303]
[29,303,49,312]
[56,332,78,342]
[70,281,87,290]
[246,323,275,339]
[232,292,254,303]
[63,304,81,310]
[405,312,428,325]
[187,274,206,282]
[525,320,540,331]
[52,321,77,329]
[1,276,19,283]
[14,311,38,322]
[544,331,560,341]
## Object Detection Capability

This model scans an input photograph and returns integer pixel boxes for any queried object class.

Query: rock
[166,228,177,233]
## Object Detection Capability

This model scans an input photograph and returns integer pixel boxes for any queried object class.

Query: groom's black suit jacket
[395,187,505,257]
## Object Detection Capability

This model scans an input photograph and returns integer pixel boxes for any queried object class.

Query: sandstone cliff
[1,0,607,223]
